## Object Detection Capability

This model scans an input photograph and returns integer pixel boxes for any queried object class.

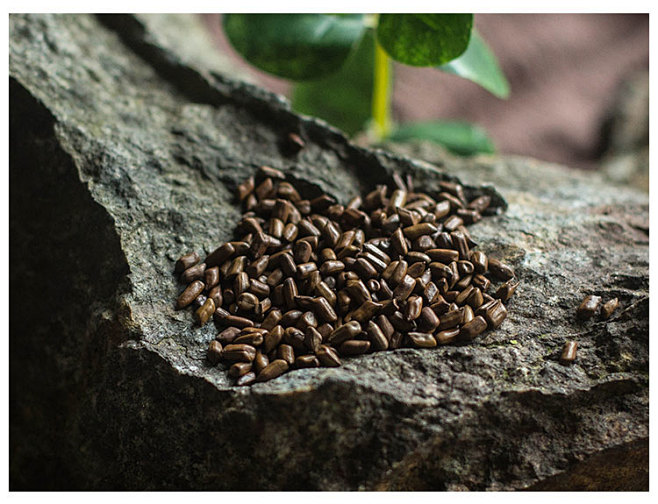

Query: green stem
[372,39,392,140]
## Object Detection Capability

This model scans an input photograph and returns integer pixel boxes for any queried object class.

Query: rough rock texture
[10,14,648,490]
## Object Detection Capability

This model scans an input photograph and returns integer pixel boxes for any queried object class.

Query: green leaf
[222,14,366,81]
[388,121,495,156]
[376,14,473,67]
[292,29,375,135]
[439,30,510,98]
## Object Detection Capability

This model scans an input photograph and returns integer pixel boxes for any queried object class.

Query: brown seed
[462,305,474,324]
[390,260,409,286]
[443,215,464,232]
[207,340,223,365]
[205,244,235,269]
[263,325,284,353]
[257,166,286,182]
[406,251,431,265]
[223,344,257,362]
[295,355,320,368]
[256,359,290,382]
[235,372,256,386]
[175,251,200,274]
[224,315,255,328]
[313,296,338,322]
[389,311,415,331]
[261,309,282,331]
[387,189,408,213]
[456,209,481,225]
[466,287,484,309]
[484,299,507,329]
[294,240,313,264]
[601,298,619,319]
[397,207,420,227]
[425,249,459,264]
[450,232,470,261]
[229,362,253,378]
[469,251,488,274]
[495,279,519,303]
[283,278,298,309]
[457,260,475,276]
[176,280,205,310]
[248,279,270,298]
[403,222,437,240]
[280,309,303,327]
[404,295,423,321]
[237,176,255,201]
[304,326,323,353]
[459,316,487,341]
[438,309,461,330]
[407,332,437,348]
[282,222,299,242]
[336,290,352,315]
[560,341,578,364]
[389,331,404,349]
[434,200,451,219]
[236,292,259,312]
[418,306,440,332]
[436,328,460,345]
[338,340,371,356]
[297,219,321,238]
[347,300,383,324]
[317,345,341,367]
[375,315,395,340]
[226,256,248,279]
[268,217,284,238]
[472,274,491,292]
[488,258,515,281]
[358,252,388,273]
[319,260,345,276]
[367,321,389,351]
[253,351,270,374]
[234,271,250,296]
[297,262,318,280]
[577,294,601,319]
[327,320,362,345]
[468,195,491,213]
[217,326,241,345]
[194,298,215,326]
[298,310,318,329]
[393,275,416,301]
[280,253,297,277]
[391,228,409,256]
[284,327,306,351]
[354,257,378,279]
[277,344,295,366]
[181,262,207,284]
[335,230,356,251]
[378,278,394,300]
[430,296,450,316]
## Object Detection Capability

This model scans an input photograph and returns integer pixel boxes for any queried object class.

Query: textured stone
[10,14,648,490]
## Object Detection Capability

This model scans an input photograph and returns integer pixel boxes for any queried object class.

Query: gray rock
[10,14,648,490]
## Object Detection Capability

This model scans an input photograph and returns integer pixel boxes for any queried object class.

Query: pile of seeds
[174,167,518,385]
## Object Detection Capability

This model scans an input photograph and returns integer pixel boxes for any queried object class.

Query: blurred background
[202,14,648,188]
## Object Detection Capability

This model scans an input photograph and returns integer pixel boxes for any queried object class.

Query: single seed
[495,279,519,303]
[176,280,205,310]
[314,296,338,322]
[253,351,270,374]
[338,340,371,356]
[577,294,601,319]
[367,321,389,351]
[391,228,409,256]
[280,309,303,327]
[224,315,254,328]
[233,372,255,386]
[327,320,362,345]
[436,328,460,345]
[387,189,408,213]
[450,232,470,261]
[194,298,215,326]
[207,340,223,365]
[266,268,284,287]
[226,256,247,278]
[248,279,270,298]
[403,223,437,240]
[601,298,619,319]
[175,251,200,274]
[304,326,323,353]
[181,262,206,284]
[277,344,295,366]
[297,262,318,279]
[407,332,437,348]
[462,305,474,324]
[488,258,515,281]
[317,345,341,367]
[223,344,257,363]
[472,274,491,292]
[217,326,241,345]
[256,359,290,382]
[404,295,423,321]
[469,251,488,274]
[459,316,488,341]
[237,292,259,312]
[283,278,298,309]
[229,362,253,378]
[282,222,299,242]
[393,275,416,301]
[438,309,461,330]
[263,325,284,353]
[485,299,507,329]
[237,177,255,201]
[284,326,306,350]
[390,260,409,286]
[468,195,491,213]
[295,355,320,368]
[418,306,440,332]
[346,300,383,324]
[389,331,404,349]
[560,341,578,364]
[234,271,250,296]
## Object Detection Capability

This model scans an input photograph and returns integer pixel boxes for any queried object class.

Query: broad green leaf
[292,29,375,135]
[376,14,473,67]
[439,30,510,98]
[223,14,366,81]
[388,121,495,156]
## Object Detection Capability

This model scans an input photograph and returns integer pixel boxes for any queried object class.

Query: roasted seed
[256,359,290,382]
[367,320,389,351]
[327,320,362,345]
[338,340,371,356]
[176,280,205,310]
[488,258,515,281]
[577,294,601,319]
[175,252,200,274]
[403,223,437,240]
[317,345,341,367]
[223,344,257,362]
[438,309,461,330]
[181,262,206,284]
[418,306,440,332]
[224,315,255,328]
[560,341,578,364]
[207,340,223,365]
[459,316,487,341]
[347,300,383,324]
[194,298,215,326]
[494,279,519,303]
[404,295,423,321]
[391,228,408,256]
[436,328,460,345]
[407,332,437,348]
[393,275,416,301]
[601,298,619,319]
[468,195,491,213]
[484,299,507,329]
[229,362,253,378]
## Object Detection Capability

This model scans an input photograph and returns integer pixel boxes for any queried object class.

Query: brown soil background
[202,14,648,170]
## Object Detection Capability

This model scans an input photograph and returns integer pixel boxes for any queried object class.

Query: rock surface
[10,14,648,490]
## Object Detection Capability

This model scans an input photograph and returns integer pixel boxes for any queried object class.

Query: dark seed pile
[174,166,518,385]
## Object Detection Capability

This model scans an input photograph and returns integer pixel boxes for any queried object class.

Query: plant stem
[372,39,392,140]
